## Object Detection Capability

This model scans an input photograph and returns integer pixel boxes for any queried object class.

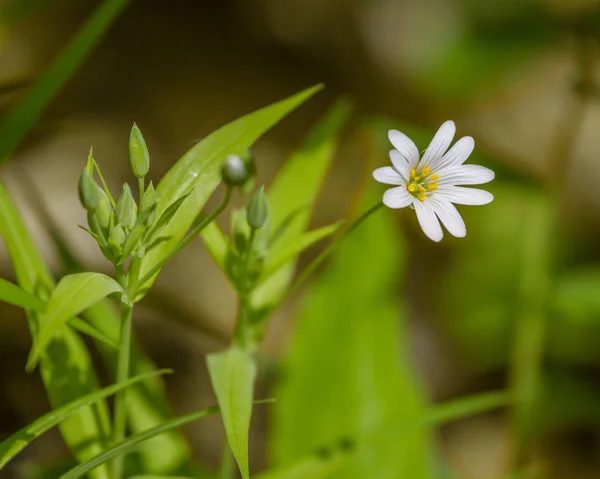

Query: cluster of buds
[78,124,183,268]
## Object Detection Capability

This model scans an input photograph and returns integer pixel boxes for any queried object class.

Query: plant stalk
[111,300,133,479]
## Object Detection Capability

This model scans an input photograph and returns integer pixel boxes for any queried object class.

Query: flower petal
[388,130,420,168]
[437,164,495,186]
[432,136,474,172]
[382,186,412,209]
[388,150,411,181]
[430,198,466,238]
[437,186,494,205]
[373,166,404,185]
[419,120,456,169]
[413,200,443,242]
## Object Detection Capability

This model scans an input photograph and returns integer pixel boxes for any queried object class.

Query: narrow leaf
[0,277,46,311]
[137,85,323,295]
[0,0,132,164]
[84,301,192,474]
[254,442,349,479]
[58,406,220,479]
[251,100,351,309]
[27,272,124,371]
[0,370,169,470]
[272,189,432,479]
[259,222,344,281]
[68,317,118,349]
[0,182,112,479]
[207,347,257,479]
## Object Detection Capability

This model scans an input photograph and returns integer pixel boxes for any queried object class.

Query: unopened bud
[140,182,157,226]
[247,186,269,229]
[108,223,126,256]
[78,169,100,212]
[95,190,113,232]
[129,123,150,179]
[116,183,136,229]
[222,153,251,187]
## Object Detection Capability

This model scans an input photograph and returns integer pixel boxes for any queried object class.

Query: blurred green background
[1,0,600,478]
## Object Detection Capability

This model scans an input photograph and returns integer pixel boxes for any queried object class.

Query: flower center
[407,167,439,201]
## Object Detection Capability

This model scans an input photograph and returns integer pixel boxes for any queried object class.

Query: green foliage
[137,85,323,296]
[0,182,112,479]
[84,301,192,474]
[271,188,433,479]
[207,348,257,479]
[58,406,220,479]
[251,100,352,310]
[26,272,126,371]
[0,277,46,311]
[0,370,169,471]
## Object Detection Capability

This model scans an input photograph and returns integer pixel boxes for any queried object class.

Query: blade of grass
[58,406,221,479]
[0,370,169,470]
[0,0,132,164]
[0,182,112,479]
[0,277,46,311]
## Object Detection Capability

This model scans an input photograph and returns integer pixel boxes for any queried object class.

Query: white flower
[373,120,494,242]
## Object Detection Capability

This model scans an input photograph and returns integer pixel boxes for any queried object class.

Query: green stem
[135,186,232,293]
[138,177,145,203]
[111,301,133,479]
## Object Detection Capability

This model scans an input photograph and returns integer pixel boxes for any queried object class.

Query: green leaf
[207,347,257,479]
[27,272,125,371]
[58,406,220,479]
[422,390,510,427]
[0,182,112,479]
[0,370,169,471]
[68,317,118,349]
[271,188,433,479]
[259,222,344,282]
[254,442,349,479]
[251,100,351,310]
[137,85,323,295]
[0,0,132,164]
[84,301,193,474]
[0,277,46,311]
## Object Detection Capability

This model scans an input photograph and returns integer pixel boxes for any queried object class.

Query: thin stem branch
[135,186,232,293]
[289,201,383,299]
[111,300,133,479]
[138,177,145,203]
[269,201,384,315]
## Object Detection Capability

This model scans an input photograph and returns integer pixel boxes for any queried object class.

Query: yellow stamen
[410,168,416,178]
[413,176,420,181]
[418,192,426,202]
[418,186,426,193]
[428,183,438,191]
[421,167,430,176]
[407,184,416,192]
[430,174,440,181]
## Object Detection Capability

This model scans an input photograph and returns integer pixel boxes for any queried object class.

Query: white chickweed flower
[373,120,494,242]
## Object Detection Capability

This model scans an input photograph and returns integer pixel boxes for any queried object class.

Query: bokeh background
[1,0,600,478]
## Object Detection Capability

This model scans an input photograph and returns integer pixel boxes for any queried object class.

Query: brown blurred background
[2,0,600,478]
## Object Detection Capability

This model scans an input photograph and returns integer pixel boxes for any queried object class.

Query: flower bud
[247,186,269,229]
[108,223,126,256]
[94,189,113,232]
[116,183,136,229]
[222,153,251,187]
[129,123,150,179]
[78,169,100,212]
[140,181,157,226]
